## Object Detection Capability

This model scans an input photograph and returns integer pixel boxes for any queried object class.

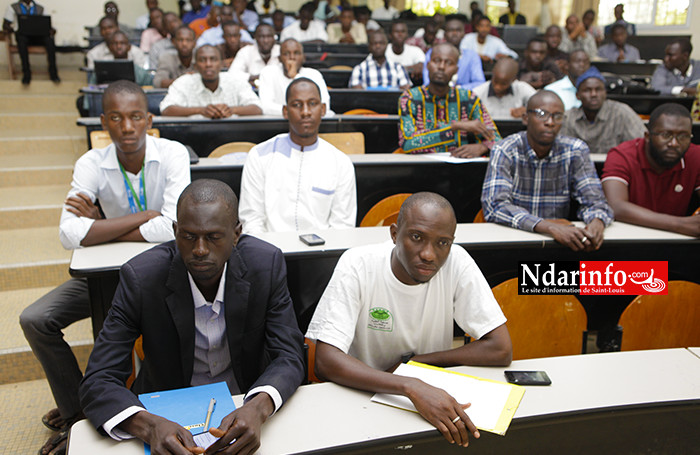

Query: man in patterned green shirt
[398,43,500,157]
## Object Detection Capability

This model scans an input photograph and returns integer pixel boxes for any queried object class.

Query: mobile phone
[299,233,325,246]
[504,370,552,386]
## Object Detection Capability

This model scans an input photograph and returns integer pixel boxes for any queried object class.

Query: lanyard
[119,161,147,213]
[20,2,36,15]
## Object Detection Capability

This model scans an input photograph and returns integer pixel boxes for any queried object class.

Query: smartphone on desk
[299,233,325,246]
[504,370,552,386]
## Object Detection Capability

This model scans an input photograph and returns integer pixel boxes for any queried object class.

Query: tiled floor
[0,379,58,455]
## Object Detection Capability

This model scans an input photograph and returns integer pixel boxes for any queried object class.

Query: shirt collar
[285,133,319,152]
[100,135,160,171]
[673,62,693,78]
[198,73,222,95]
[189,263,227,310]
[488,82,513,97]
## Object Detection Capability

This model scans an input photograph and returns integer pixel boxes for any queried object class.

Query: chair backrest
[304,337,322,384]
[208,141,257,157]
[360,193,412,227]
[473,208,485,223]
[89,128,160,149]
[491,278,588,360]
[329,65,353,70]
[318,132,365,154]
[618,280,700,351]
[343,108,380,115]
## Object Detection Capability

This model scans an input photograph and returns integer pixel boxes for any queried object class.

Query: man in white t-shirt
[385,19,425,83]
[306,192,512,447]
[239,77,356,234]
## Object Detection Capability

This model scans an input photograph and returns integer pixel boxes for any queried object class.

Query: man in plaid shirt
[481,90,613,252]
[350,29,411,90]
[399,43,500,157]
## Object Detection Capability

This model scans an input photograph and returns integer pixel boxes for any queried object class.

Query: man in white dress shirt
[231,23,280,85]
[258,39,333,116]
[472,58,536,120]
[160,44,262,118]
[239,77,356,234]
[20,81,190,455]
[87,16,147,69]
[280,2,328,43]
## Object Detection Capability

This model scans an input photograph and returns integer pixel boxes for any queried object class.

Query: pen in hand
[204,398,216,432]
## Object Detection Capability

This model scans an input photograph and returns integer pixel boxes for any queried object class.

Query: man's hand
[204,393,273,455]
[405,379,479,447]
[536,220,591,252]
[65,193,103,220]
[201,104,225,118]
[681,86,697,97]
[120,411,202,455]
[582,218,605,251]
[451,119,495,141]
[283,59,301,79]
[510,106,526,118]
[339,32,355,43]
[450,143,488,158]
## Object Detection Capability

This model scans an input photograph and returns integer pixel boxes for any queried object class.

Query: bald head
[177,179,238,224]
[527,90,564,111]
[432,42,460,61]
[492,58,518,79]
[396,192,456,227]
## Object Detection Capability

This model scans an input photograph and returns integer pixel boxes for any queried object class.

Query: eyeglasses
[527,108,565,124]
[649,131,693,143]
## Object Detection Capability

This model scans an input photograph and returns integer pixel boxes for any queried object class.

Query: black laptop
[94,60,136,84]
[17,15,51,36]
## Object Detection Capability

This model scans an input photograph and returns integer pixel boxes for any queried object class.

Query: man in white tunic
[239,77,356,234]
[306,192,512,448]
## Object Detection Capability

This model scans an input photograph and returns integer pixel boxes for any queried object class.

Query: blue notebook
[139,382,236,453]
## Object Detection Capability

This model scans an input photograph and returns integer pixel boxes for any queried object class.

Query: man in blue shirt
[422,15,484,89]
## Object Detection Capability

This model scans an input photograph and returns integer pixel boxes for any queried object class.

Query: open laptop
[17,15,51,36]
[94,60,135,84]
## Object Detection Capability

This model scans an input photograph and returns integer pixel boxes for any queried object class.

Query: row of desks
[69,221,699,339]
[67,347,700,454]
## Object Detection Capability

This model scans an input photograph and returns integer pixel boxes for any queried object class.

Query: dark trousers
[14,32,58,78]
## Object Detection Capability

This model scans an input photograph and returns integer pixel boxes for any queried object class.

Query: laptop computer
[17,15,51,36]
[94,60,136,84]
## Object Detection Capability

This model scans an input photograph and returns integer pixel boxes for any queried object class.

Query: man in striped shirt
[349,29,411,90]
[399,43,499,157]
[481,90,613,251]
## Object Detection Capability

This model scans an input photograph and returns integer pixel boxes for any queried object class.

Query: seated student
[385,19,424,82]
[21,81,190,455]
[254,0,277,15]
[651,39,700,96]
[87,17,147,69]
[88,31,153,85]
[232,0,259,33]
[258,39,332,116]
[402,43,499,157]
[153,25,196,88]
[182,0,210,25]
[473,58,535,120]
[544,49,591,110]
[602,103,700,237]
[327,7,367,44]
[464,10,498,36]
[406,19,444,53]
[219,21,247,67]
[263,9,295,37]
[189,4,219,38]
[101,1,133,35]
[543,25,569,76]
[3,0,59,84]
[138,7,166,52]
[371,0,399,20]
[312,0,339,23]
[604,3,636,37]
[422,15,484,90]
[559,14,597,61]
[499,0,526,25]
[231,23,279,85]
[561,67,645,155]
[79,179,305,454]
[355,6,381,32]
[460,16,518,63]
[160,45,262,118]
[280,2,328,43]
[197,5,253,47]
[518,37,562,90]
[350,29,411,90]
[148,12,181,69]
[597,23,640,62]
[481,90,613,252]
[305,192,512,448]
[239,78,356,234]
[582,9,603,46]
[135,0,158,29]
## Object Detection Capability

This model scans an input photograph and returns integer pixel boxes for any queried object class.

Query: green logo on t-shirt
[368,307,393,332]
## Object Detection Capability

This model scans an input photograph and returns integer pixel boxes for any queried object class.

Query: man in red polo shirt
[602,103,700,237]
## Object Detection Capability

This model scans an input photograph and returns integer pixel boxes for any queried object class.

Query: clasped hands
[449,119,495,158]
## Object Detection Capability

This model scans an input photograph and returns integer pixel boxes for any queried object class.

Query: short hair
[545,24,561,34]
[477,15,491,24]
[390,18,406,31]
[149,6,163,16]
[195,44,222,59]
[610,23,627,34]
[583,8,595,16]
[221,20,239,29]
[254,22,274,35]
[669,38,692,55]
[174,24,196,38]
[285,77,321,102]
[107,30,128,43]
[445,13,467,25]
[355,6,371,16]
[647,103,691,131]
[568,49,588,62]
[99,16,117,27]
[177,179,239,223]
[102,80,147,111]
[300,2,316,15]
[526,36,547,48]
[281,37,302,49]
[368,29,387,42]
[431,42,460,60]
[396,192,456,226]
[526,89,564,110]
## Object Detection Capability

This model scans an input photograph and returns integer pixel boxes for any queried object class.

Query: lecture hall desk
[67,348,700,455]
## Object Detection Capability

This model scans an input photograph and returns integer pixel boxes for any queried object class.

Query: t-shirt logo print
[368,307,393,332]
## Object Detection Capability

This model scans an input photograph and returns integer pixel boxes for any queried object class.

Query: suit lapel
[165,253,196,386]
[223,246,250,390]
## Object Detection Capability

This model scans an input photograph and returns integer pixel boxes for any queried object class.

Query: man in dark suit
[79,179,305,454]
